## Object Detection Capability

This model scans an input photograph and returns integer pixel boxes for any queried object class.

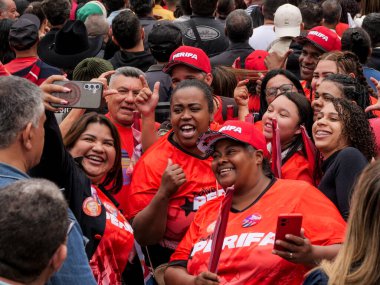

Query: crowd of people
[0,0,380,284]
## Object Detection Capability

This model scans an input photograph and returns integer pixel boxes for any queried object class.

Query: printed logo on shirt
[180,188,225,216]
[105,212,133,234]
[207,221,216,233]
[242,213,262,228]
[185,25,220,41]
[190,232,276,256]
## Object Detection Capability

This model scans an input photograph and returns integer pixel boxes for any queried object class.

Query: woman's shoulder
[303,269,329,285]
[335,147,368,164]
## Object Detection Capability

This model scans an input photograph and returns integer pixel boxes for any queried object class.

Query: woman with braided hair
[312,97,377,220]
[311,50,379,117]
[311,73,373,120]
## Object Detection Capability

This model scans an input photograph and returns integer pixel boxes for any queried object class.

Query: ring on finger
[289,252,293,259]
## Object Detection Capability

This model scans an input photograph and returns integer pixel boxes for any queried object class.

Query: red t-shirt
[282,151,314,185]
[105,114,135,215]
[301,80,312,101]
[170,179,346,285]
[89,186,134,284]
[336,23,349,37]
[127,133,222,247]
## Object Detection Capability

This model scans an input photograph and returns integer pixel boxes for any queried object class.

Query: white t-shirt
[249,24,276,51]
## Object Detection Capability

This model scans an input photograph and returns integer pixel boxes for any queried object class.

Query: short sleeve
[295,185,346,245]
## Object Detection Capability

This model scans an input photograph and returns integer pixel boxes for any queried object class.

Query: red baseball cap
[197,120,269,157]
[245,50,269,71]
[296,26,341,52]
[163,46,211,74]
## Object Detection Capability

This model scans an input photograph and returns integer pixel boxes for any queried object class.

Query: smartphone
[52,81,103,109]
[274,214,303,251]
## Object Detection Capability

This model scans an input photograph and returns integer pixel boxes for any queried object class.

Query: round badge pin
[83,197,101,217]
[242,213,262,228]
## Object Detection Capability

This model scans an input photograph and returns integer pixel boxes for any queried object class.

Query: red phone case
[273,214,303,251]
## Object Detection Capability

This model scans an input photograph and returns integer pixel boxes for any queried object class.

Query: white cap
[274,4,302,38]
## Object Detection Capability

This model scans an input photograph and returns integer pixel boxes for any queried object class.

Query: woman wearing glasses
[258,69,305,121]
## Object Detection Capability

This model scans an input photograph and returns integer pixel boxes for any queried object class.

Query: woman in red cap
[165,120,345,285]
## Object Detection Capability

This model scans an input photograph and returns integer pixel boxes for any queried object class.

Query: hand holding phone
[52,81,103,109]
[274,214,303,251]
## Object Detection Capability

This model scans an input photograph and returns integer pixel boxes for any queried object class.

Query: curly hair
[331,98,377,161]
[320,51,375,98]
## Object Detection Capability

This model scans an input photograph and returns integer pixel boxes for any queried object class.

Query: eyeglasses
[264,84,294,98]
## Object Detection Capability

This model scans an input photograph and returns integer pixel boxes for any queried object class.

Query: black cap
[9,14,41,50]
[148,21,182,52]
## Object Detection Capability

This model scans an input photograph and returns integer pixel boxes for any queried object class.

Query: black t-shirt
[318,147,368,220]
[176,16,229,57]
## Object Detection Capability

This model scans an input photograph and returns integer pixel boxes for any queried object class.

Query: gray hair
[85,14,109,37]
[110,66,145,85]
[0,0,8,12]
[0,76,44,148]
[0,179,68,283]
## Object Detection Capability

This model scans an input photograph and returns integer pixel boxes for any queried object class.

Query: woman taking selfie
[261,92,315,184]
[31,110,134,284]
[165,120,345,285]
[312,98,377,220]
[304,160,380,285]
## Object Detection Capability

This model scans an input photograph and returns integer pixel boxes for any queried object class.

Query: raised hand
[135,75,160,117]
[365,77,380,112]
[265,49,293,71]
[39,74,69,112]
[234,79,249,107]
[159,158,186,198]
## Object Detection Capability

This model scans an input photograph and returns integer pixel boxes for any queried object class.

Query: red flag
[271,119,282,178]
[300,125,317,180]
[208,186,235,273]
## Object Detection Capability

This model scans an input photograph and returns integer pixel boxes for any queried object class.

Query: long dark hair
[64,112,123,194]
[272,92,313,165]
[259,69,305,120]
[331,98,377,161]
